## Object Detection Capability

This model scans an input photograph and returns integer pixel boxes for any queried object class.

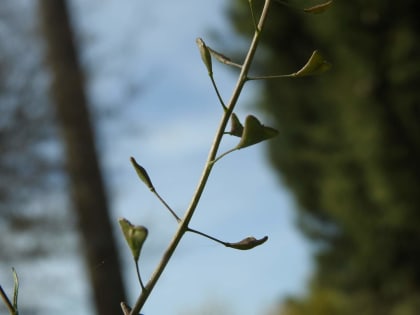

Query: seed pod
[130,157,155,191]
[196,37,213,76]
[119,218,148,262]
[228,113,244,137]
[293,50,331,77]
[236,115,278,149]
[225,236,268,250]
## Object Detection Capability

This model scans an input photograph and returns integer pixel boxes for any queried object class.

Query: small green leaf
[196,37,212,76]
[293,50,331,77]
[228,113,244,137]
[12,268,18,311]
[130,157,155,191]
[235,115,278,149]
[119,218,148,262]
[303,0,333,14]
[225,236,268,250]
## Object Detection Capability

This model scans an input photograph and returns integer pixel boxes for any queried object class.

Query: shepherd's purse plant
[0,1,332,314]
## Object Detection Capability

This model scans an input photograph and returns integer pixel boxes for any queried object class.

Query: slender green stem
[135,260,145,291]
[153,190,181,222]
[247,73,293,80]
[209,74,227,110]
[211,148,238,165]
[248,0,258,32]
[187,227,227,246]
[11,269,18,312]
[128,1,272,313]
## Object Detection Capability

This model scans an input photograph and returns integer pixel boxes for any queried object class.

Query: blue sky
[0,1,312,315]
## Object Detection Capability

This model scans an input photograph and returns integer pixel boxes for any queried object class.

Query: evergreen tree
[229,1,420,314]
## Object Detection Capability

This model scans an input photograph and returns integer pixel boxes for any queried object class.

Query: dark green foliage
[230,0,420,313]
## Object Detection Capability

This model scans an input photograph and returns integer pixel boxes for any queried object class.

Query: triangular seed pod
[228,113,244,137]
[119,218,148,262]
[235,115,278,149]
[293,50,331,77]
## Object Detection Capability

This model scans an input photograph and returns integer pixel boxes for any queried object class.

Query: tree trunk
[39,1,126,314]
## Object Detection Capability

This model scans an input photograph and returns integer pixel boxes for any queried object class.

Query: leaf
[235,115,278,149]
[196,37,212,76]
[225,236,268,250]
[130,157,155,191]
[119,218,148,262]
[228,113,244,137]
[293,50,331,77]
[12,268,19,310]
[303,0,333,14]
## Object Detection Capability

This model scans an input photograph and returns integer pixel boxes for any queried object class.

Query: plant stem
[128,1,272,313]
[247,74,293,80]
[0,286,16,315]
[187,227,228,246]
[211,148,238,164]
[210,74,227,110]
[152,190,181,222]
[135,260,145,291]
[248,0,258,31]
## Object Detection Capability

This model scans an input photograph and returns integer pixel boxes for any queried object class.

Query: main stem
[128,1,271,313]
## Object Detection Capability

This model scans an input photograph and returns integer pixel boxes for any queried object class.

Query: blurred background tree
[1,1,125,314]
[0,2,76,314]
[0,1,60,262]
[228,0,420,314]
[39,1,126,315]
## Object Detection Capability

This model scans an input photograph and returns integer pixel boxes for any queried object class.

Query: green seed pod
[236,115,278,149]
[225,236,268,250]
[293,50,331,77]
[119,218,148,262]
[229,113,244,137]
[196,37,213,76]
[130,157,155,191]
